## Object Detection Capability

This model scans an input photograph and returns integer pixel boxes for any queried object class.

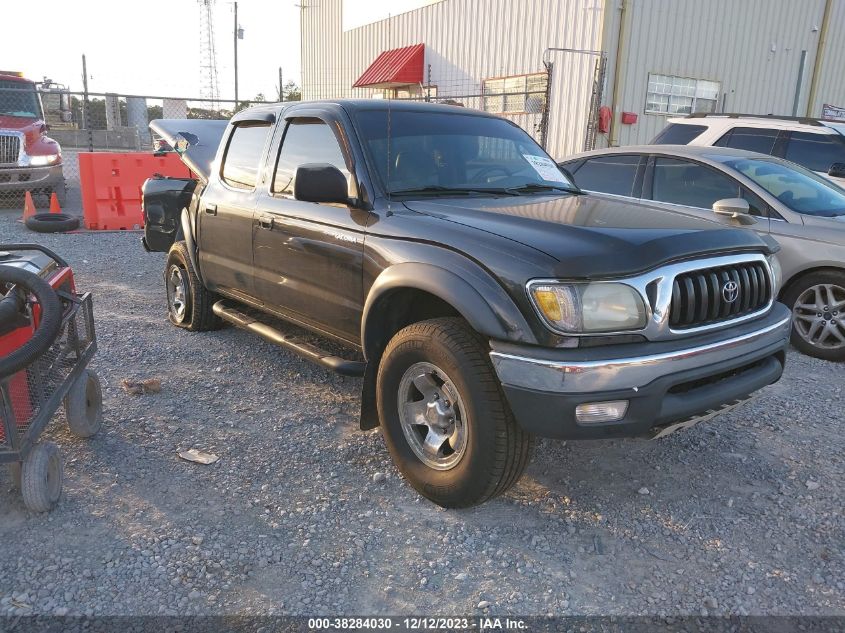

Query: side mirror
[712,198,756,225]
[828,162,845,178]
[294,164,350,204]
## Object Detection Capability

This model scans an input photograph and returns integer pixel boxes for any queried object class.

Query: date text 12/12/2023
[306,617,528,630]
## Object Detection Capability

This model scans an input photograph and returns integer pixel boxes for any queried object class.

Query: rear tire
[21,441,63,512]
[165,241,222,331]
[377,317,532,508]
[782,271,845,362]
[65,369,103,438]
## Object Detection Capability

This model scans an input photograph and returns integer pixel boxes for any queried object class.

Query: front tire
[783,271,845,362]
[165,241,222,331]
[377,317,532,508]
[21,441,63,512]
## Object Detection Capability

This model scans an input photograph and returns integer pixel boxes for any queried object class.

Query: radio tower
[198,0,220,108]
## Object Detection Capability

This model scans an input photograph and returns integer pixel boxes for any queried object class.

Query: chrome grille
[670,261,771,329]
[0,133,21,165]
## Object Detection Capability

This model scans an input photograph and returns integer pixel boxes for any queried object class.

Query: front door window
[651,157,740,209]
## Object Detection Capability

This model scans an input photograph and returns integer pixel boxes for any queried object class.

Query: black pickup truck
[141,100,790,507]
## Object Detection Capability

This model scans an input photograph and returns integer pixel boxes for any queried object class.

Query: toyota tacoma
[141,100,790,507]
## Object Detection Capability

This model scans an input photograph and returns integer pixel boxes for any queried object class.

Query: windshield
[723,156,845,217]
[0,80,42,118]
[354,109,576,196]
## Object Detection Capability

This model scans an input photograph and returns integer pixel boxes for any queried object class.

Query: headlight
[766,254,782,293]
[529,282,647,333]
[28,154,60,166]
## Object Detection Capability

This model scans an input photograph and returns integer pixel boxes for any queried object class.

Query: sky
[2,0,438,101]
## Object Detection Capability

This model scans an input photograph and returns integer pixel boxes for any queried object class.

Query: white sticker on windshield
[522,154,565,181]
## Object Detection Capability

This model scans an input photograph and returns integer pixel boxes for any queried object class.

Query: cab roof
[239,98,491,118]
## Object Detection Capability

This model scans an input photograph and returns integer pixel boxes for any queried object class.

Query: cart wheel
[65,369,103,438]
[7,463,22,490]
[21,441,63,512]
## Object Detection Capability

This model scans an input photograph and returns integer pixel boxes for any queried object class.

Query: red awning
[353,43,425,89]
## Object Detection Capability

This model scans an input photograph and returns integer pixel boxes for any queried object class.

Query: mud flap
[359,361,379,431]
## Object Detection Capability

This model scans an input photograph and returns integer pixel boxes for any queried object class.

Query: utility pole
[233,1,239,106]
[82,54,93,152]
[278,67,283,102]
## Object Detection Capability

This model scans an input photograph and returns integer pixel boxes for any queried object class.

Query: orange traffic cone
[22,191,37,222]
[49,192,62,214]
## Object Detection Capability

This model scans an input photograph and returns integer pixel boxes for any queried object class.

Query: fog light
[575,400,629,424]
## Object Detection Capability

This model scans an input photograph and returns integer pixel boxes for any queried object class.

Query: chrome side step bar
[212,301,366,377]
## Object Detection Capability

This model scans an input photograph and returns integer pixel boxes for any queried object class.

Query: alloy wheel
[166,265,188,322]
[792,283,845,349]
[397,361,468,470]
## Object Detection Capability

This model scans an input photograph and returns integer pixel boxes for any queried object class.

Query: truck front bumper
[0,164,64,192]
[490,303,791,440]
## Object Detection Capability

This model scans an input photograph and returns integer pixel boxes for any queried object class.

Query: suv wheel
[165,241,222,331]
[783,271,845,362]
[377,317,532,507]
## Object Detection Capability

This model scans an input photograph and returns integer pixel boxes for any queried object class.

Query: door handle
[205,204,217,215]
[258,216,274,230]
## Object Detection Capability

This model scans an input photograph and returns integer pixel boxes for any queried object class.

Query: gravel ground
[0,208,843,618]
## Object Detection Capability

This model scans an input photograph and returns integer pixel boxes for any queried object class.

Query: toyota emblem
[722,280,739,303]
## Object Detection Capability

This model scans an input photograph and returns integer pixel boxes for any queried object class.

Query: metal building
[300,0,845,160]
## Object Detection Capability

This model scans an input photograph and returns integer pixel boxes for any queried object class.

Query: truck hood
[0,114,38,130]
[402,193,775,278]
[0,116,45,147]
[149,119,228,183]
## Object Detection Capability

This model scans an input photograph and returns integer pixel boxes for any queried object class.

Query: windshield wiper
[388,186,519,197]
[504,183,584,196]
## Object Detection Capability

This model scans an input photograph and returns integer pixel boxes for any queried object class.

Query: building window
[483,73,547,114]
[645,73,720,115]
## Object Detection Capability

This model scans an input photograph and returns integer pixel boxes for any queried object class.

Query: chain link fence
[0,84,261,212]
[301,68,554,149]
[0,58,606,214]
[300,54,607,159]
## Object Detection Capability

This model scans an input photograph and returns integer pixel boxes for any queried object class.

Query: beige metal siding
[301,0,845,156]
[610,0,836,146]
[300,0,344,102]
[809,0,845,116]
[300,0,607,157]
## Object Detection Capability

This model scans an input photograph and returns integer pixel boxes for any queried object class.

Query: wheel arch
[361,262,532,362]
[357,262,535,432]
[179,208,203,285]
[780,265,845,299]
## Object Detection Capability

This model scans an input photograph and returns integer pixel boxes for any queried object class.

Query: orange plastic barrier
[78,152,192,230]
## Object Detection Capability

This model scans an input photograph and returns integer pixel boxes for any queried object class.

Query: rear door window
[221,123,272,190]
[783,131,845,172]
[570,155,641,197]
[650,157,740,209]
[651,124,707,145]
[713,126,779,155]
